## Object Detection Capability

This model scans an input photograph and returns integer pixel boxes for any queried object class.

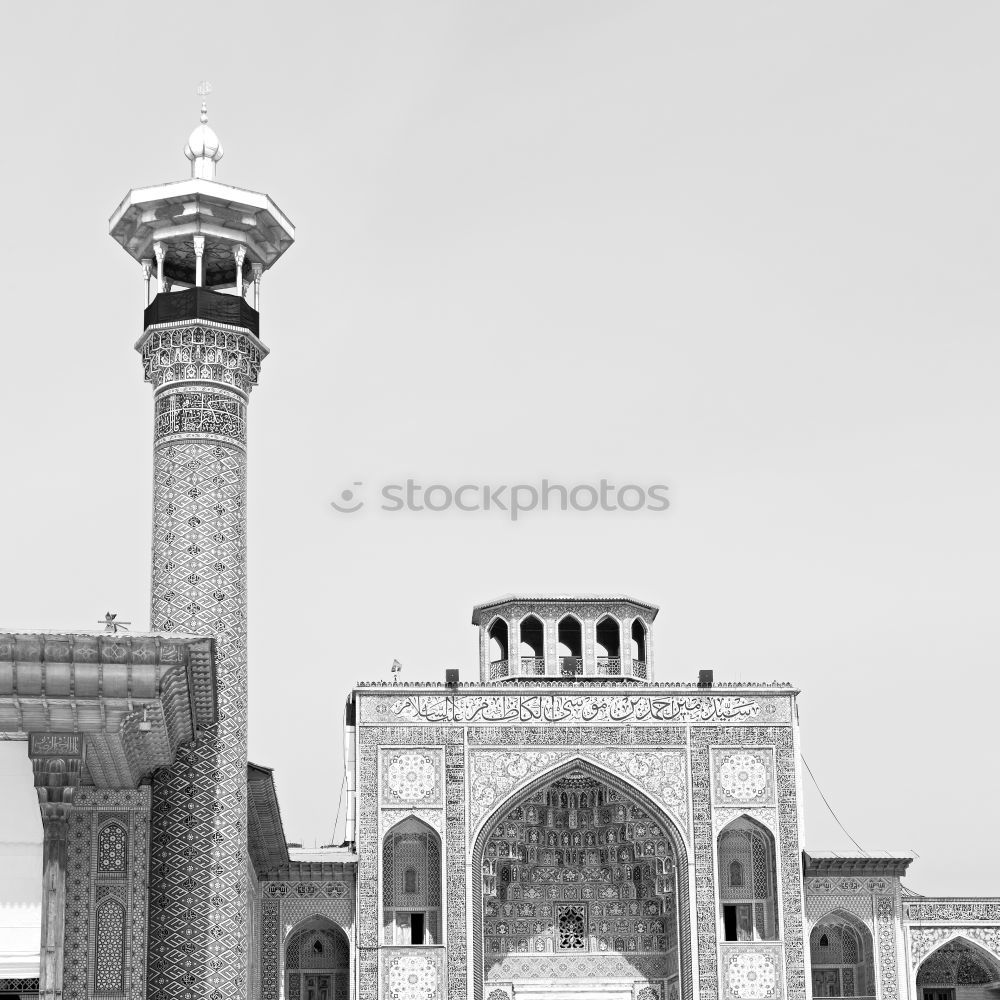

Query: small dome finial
[185,81,223,180]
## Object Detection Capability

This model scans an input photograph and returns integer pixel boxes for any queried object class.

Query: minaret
[109,96,294,1000]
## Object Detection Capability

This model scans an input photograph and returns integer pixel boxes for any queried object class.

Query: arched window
[729,860,744,887]
[631,620,648,678]
[97,822,128,874]
[557,616,582,676]
[284,918,350,1000]
[94,899,126,993]
[519,615,545,675]
[717,818,778,941]
[404,867,418,894]
[595,616,622,675]
[382,818,442,945]
[811,916,876,998]
[487,619,509,679]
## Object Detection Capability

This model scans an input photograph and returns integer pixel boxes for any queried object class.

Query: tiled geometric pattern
[804,895,875,930]
[383,951,441,1000]
[711,750,774,806]
[64,813,95,999]
[62,792,151,1000]
[712,807,776,837]
[379,809,445,838]
[95,900,126,992]
[144,317,260,1000]
[98,822,128,873]
[381,750,443,806]
[723,947,781,1000]
[905,902,1000,921]
[875,895,899,1000]
[260,900,281,1000]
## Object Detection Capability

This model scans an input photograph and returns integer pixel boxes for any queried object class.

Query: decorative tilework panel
[712,808,776,837]
[711,750,774,807]
[909,928,1000,968]
[468,749,688,837]
[382,949,444,1000]
[805,877,891,896]
[95,900,127,992]
[260,899,280,1000]
[693,729,805,1000]
[380,749,443,806]
[804,894,875,931]
[357,727,464,1000]
[62,793,151,1000]
[720,943,783,1000]
[905,902,1000,922]
[875,894,899,1000]
[64,812,94,1000]
[147,432,251,1000]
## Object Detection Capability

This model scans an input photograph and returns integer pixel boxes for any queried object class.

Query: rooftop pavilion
[471,594,658,683]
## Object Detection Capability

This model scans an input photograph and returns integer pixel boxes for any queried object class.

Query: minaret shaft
[143,321,260,1000]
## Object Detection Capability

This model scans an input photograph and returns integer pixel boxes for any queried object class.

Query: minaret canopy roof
[109,178,295,276]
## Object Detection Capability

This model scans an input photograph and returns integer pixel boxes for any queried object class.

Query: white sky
[0,1,998,898]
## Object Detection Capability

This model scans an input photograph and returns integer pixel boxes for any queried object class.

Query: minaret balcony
[144,287,260,337]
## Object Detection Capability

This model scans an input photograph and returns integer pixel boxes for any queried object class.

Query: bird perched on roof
[99,612,131,634]
[391,659,403,684]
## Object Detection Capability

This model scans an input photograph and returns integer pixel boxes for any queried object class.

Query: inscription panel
[361,693,791,726]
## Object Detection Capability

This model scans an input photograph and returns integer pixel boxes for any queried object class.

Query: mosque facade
[0,108,998,1000]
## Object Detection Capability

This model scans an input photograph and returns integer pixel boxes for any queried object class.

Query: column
[141,258,153,306]
[153,241,166,294]
[251,262,263,310]
[193,235,205,287]
[233,245,246,297]
[29,733,84,1000]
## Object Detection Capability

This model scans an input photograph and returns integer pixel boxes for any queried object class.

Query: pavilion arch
[915,933,1000,998]
[595,614,622,675]
[471,756,693,1000]
[630,619,648,678]
[381,815,443,946]
[556,614,583,676]
[282,915,350,1000]
[518,614,545,675]
[487,616,510,679]
[717,814,779,942]
[809,908,876,998]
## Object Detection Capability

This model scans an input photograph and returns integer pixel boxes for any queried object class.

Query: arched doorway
[809,912,875,997]
[472,759,690,1000]
[283,917,350,1000]
[916,936,1000,1000]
